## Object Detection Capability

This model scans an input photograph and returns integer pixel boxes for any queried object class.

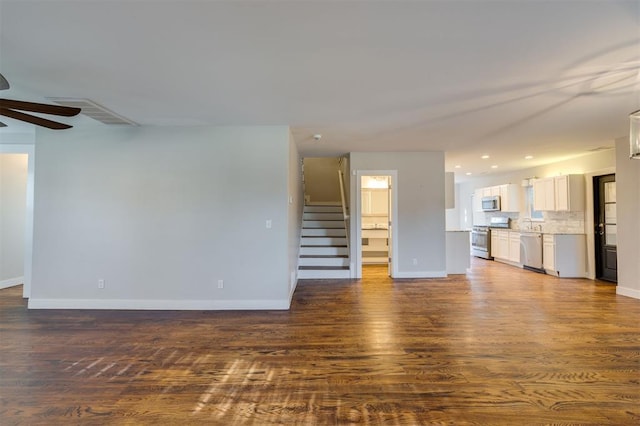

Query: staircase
[298,204,351,279]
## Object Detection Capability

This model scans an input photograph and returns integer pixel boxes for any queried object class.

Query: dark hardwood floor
[1,259,639,425]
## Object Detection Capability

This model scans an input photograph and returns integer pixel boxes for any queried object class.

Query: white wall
[303,157,341,203]
[29,126,296,309]
[615,137,640,299]
[287,130,303,298]
[350,152,446,278]
[0,153,28,288]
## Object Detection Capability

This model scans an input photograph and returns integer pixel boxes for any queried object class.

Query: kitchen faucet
[522,218,533,230]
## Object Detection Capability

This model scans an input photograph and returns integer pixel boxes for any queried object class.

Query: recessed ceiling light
[454,165,461,169]
[491,165,498,169]
[525,155,533,160]
[466,172,472,176]
[481,155,490,159]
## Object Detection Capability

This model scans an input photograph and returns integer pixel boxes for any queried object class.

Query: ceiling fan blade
[0,107,72,130]
[0,73,9,90]
[0,98,81,117]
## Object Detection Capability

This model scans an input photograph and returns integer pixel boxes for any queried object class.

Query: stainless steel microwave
[481,195,501,211]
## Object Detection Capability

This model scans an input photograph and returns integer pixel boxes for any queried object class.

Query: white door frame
[0,143,35,298]
[354,170,398,279]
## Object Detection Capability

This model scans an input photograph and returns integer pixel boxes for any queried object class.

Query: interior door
[594,174,617,282]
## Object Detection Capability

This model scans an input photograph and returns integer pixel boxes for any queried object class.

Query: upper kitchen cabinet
[362,188,389,215]
[474,184,520,212]
[498,184,521,212]
[533,175,585,212]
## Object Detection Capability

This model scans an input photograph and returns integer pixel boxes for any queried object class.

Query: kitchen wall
[615,136,640,299]
[350,152,445,278]
[455,148,616,232]
[29,125,298,310]
[0,153,28,288]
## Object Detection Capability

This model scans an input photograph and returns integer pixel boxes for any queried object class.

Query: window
[525,186,544,220]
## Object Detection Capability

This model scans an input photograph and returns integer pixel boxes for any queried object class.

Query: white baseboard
[0,276,24,290]
[616,286,640,300]
[393,270,447,279]
[28,298,291,310]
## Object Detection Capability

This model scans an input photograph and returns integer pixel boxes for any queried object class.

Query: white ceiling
[0,1,638,180]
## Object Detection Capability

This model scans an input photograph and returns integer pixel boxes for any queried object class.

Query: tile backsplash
[538,211,585,234]
[487,211,585,234]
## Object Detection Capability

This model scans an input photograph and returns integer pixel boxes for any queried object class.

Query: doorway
[0,145,34,298]
[593,174,617,282]
[355,170,398,279]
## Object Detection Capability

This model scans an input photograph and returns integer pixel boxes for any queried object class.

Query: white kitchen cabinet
[533,175,585,212]
[543,234,586,277]
[533,177,556,211]
[362,189,388,215]
[474,184,520,212]
[497,231,509,260]
[543,234,555,271]
[490,231,499,258]
[554,175,585,211]
[508,232,521,263]
[499,184,521,212]
[492,230,521,264]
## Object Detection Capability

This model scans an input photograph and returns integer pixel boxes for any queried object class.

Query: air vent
[46,98,137,125]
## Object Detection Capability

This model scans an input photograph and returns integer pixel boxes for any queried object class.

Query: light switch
[266,220,272,229]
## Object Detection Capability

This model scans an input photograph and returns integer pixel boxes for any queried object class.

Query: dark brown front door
[594,174,617,282]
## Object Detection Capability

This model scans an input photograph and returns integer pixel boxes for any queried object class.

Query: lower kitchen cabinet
[492,230,520,264]
[508,232,521,263]
[543,234,586,277]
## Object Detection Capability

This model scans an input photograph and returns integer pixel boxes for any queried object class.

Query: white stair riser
[302,228,346,237]
[300,246,348,256]
[301,237,347,246]
[299,201,350,279]
[304,205,343,213]
[303,212,344,221]
[298,269,351,279]
[303,220,345,229]
[299,257,349,267]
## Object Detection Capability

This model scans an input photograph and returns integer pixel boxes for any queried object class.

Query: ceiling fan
[0,73,81,129]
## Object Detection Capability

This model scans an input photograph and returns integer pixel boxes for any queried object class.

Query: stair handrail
[337,168,350,252]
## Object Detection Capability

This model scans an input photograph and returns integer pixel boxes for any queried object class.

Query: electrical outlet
[217,279,224,289]
[98,279,105,289]
[412,258,418,266]
[266,220,272,229]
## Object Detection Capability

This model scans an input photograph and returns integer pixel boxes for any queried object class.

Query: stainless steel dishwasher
[520,233,545,273]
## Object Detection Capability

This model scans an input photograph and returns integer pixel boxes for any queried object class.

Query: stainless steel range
[471,225,492,259]
[471,217,511,260]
